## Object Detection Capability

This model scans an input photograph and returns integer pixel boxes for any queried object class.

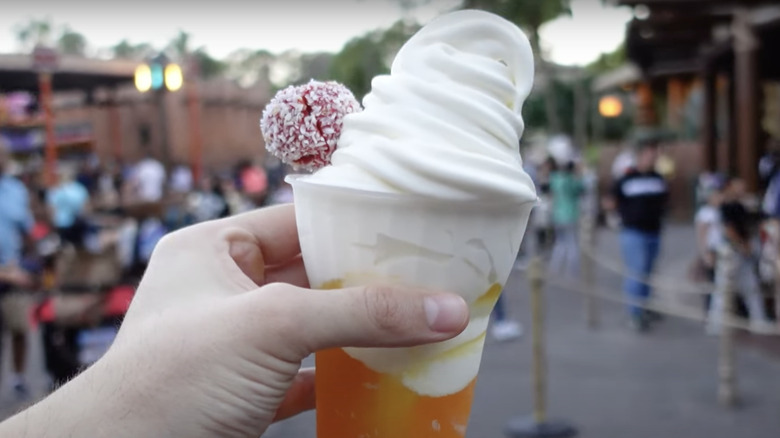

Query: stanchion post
[581,216,598,329]
[505,256,577,438]
[530,256,547,423]
[718,245,738,407]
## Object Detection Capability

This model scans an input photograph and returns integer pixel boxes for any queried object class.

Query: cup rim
[285,174,539,208]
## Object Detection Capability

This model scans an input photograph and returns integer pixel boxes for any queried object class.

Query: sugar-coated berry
[260,80,362,171]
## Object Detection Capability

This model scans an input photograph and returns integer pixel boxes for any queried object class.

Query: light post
[593,94,625,144]
[134,54,183,167]
[33,45,59,187]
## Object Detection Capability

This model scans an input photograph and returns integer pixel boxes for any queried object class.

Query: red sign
[32,45,59,73]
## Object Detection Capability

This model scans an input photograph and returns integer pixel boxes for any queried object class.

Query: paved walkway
[266,224,780,438]
[1,225,779,438]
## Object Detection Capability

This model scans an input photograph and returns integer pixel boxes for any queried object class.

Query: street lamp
[134,54,183,167]
[134,54,183,93]
[598,95,624,118]
[134,64,152,92]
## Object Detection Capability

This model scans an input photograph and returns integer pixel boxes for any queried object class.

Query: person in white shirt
[694,182,724,283]
[169,163,193,195]
[130,153,166,203]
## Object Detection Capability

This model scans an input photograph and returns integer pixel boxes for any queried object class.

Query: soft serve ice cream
[307,10,536,202]
[262,9,538,436]
[297,10,537,397]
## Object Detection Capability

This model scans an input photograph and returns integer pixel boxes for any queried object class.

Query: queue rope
[579,242,713,297]
[513,246,780,336]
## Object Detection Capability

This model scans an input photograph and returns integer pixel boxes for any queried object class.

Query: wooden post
[573,76,588,149]
[504,256,577,437]
[702,62,717,172]
[39,72,57,187]
[108,91,122,162]
[529,256,547,423]
[726,76,738,176]
[581,215,598,329]
[156,89,172,169]
[666,78,685,131]
[718,244,738,407]
[636,81,656,127]
[187,79,203,183]
[734,12,761,192]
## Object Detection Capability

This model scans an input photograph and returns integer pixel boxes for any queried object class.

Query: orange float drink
[316,348,477,437]
[284,10,537,437]
[290,176,535,437]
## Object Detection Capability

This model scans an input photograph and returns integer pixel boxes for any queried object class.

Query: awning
[0,53,136,94]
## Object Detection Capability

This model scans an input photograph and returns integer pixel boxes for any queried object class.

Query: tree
[167,30,191,60]
[391,0,571,134]
[225,49,276,88]
[191,48,227,79]
[58,26,87,55]
[165,30,226,79]
[586,43,626,75]
[111,39,155,59]
[14,18,53,52]
[329,20,420,100]
[296,53,335,84]
[464,0,571,134]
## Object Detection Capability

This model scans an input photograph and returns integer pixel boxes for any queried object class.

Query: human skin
[0,204,469,438]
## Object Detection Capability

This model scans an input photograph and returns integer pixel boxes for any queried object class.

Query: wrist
[0,351,163,437]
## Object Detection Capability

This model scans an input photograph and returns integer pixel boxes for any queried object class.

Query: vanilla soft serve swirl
[307,10,537,201]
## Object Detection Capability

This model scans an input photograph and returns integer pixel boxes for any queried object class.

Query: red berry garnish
[260,80,361,171]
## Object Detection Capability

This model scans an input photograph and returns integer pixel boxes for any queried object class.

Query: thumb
[243,283,470,360]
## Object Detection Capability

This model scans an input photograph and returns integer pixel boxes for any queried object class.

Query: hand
[0,205,469,438]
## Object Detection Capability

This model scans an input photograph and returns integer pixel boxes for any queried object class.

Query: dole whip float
[261,9,536,438]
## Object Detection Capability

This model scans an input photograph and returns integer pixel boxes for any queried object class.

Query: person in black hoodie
[611,140,669,331]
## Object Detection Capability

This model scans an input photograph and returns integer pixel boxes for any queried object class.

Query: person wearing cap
[0,138,34,396]
[610,140,669,331]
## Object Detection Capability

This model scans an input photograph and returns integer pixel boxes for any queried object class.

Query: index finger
[213,203,301,266]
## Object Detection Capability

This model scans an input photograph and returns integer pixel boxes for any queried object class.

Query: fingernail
[424,294,468,332]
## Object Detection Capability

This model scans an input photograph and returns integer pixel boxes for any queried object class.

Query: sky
[0,0,633,66]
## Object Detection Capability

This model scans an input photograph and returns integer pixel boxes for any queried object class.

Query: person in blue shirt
[46,164,90,248]
[0,139,34,396]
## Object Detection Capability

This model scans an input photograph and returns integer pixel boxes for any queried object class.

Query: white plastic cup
[288,175,535,438]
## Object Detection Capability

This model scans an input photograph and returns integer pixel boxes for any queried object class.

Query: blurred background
[1,1,780,437]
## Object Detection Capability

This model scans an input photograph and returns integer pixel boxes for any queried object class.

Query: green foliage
[14,19,88,56]
[523,80,575,134]
[164,30,226,79]
[225,49,276,87]
[192,49,227,79]
[523,94,547,131]
[292,53,335,84]
[14,19,53,51]
[168,30,191,60]
[110,40,154,59]
[328,20,420,100]
[459,0,571,52]
[586,43,626,75]
[58,26,87,55]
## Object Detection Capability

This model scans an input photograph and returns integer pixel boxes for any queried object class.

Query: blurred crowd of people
[0,138,294,396]
[490,136,599,342]
[691,142,780,335]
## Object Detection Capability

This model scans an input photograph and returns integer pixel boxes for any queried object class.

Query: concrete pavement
[266,224,780,438]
